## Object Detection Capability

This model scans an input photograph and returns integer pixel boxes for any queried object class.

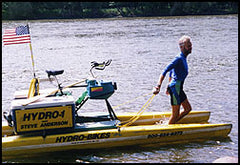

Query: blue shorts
[167,80,187,105]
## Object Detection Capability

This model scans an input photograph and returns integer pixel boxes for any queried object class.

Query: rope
[22,78,87,106]
[112,92,152,110]
[118,94,156,127]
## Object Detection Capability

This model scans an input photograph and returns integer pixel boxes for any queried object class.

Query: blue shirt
[162,52,188,86]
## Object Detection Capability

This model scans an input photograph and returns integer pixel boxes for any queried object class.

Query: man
[153,35,192,124]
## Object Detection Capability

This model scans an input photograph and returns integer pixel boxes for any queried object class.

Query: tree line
[2,2,238,20]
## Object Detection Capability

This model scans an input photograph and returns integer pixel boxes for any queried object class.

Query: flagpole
[29,42,36,78]
[27,24,36,78]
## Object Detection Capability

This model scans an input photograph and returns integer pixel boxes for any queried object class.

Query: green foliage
[2,2,238,20]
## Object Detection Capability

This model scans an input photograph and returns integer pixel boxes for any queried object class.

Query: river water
[2,14,238,163]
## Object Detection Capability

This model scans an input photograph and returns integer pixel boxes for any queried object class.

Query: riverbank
[2,14,238,23]
[2,2,238,20]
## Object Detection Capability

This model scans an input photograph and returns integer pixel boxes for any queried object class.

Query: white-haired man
[153,35,192,124]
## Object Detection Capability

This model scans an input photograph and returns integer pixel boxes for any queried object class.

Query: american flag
[3,25,31,45]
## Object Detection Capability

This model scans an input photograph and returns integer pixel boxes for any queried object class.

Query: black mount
[46,70,64,95]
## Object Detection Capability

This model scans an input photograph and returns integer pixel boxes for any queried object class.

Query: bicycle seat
[46,70,64,77]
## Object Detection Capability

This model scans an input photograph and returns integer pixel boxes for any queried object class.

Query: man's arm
[153,74,165,95]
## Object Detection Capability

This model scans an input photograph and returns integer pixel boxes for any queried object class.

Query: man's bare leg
[168,105,180,124]
[177,99,192,122]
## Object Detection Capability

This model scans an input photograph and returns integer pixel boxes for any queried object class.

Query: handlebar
[90,59,112,78]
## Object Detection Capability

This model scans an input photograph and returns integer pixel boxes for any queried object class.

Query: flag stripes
[3,26,31,45]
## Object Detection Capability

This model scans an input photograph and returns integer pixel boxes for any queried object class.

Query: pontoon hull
[2,111,210,136]
[2,123,231,158]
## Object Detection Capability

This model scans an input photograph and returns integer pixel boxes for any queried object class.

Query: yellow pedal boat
[2,66,232,159]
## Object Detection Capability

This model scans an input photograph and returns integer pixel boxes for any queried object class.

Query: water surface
[2,14,238,163]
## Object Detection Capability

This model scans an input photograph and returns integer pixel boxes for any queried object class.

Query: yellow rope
[120,94,154,124]
[22,78,87,106]
[112,92,152,110]
[118,94,156,127]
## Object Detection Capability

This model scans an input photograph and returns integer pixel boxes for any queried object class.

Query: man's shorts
[167,80,187,105]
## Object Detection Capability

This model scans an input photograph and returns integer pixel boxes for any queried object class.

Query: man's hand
[153,86,160,95]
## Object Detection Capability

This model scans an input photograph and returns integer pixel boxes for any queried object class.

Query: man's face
[183,40,192,55]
